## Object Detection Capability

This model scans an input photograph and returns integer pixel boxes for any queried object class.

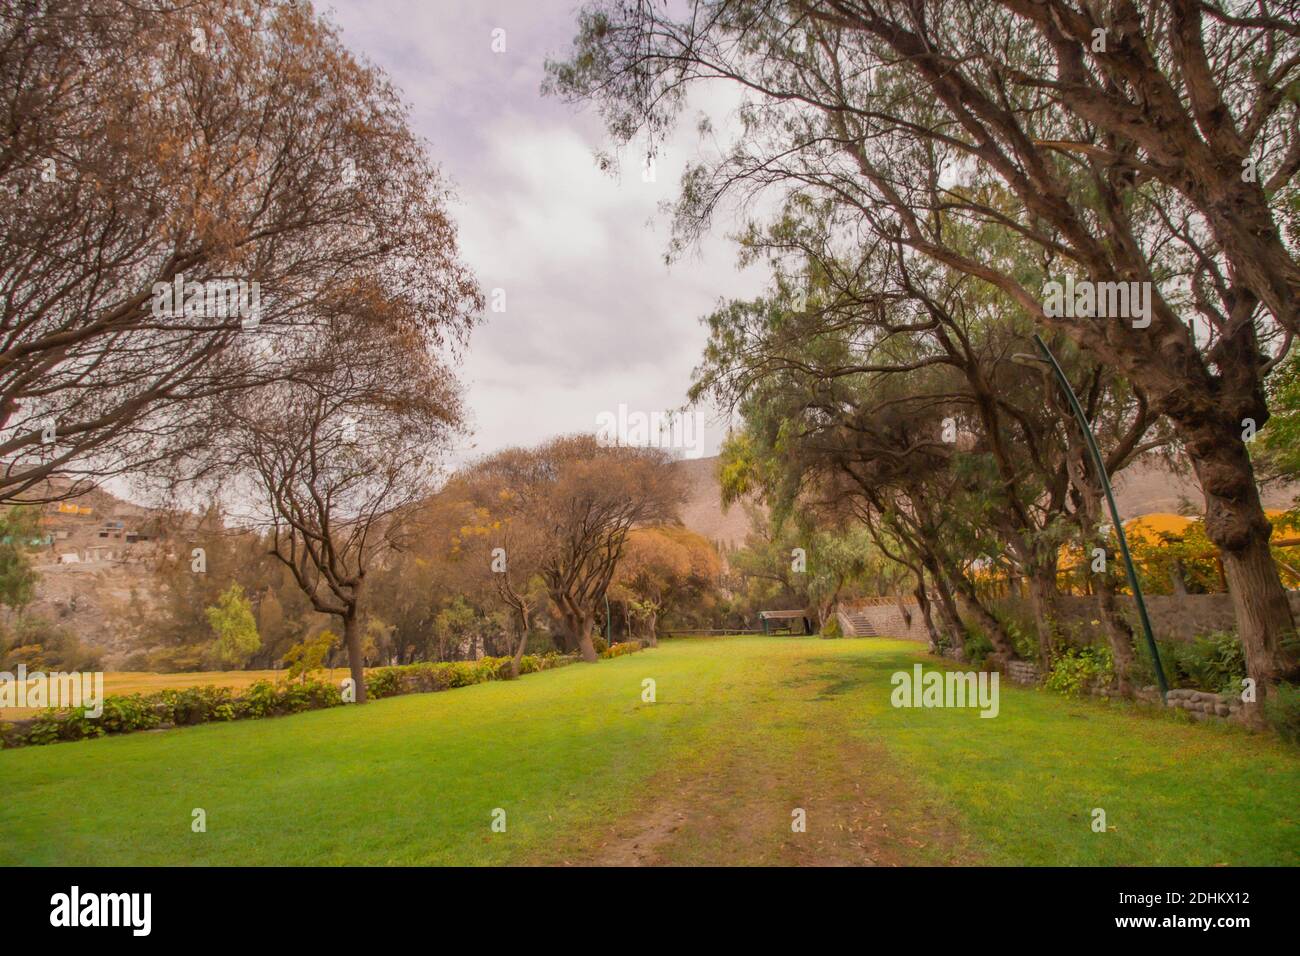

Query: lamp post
[1016,334,1169,700]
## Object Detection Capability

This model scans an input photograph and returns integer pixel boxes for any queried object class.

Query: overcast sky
[325,0,765,464]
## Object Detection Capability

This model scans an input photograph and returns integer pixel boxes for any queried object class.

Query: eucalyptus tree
[702,292,1025,661]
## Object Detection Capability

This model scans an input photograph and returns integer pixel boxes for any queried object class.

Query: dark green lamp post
[1018,333,1169,700]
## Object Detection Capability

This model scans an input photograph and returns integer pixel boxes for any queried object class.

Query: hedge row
[600,639,645,659]
[0,651,587,749]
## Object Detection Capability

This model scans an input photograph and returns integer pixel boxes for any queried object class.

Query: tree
[548,0,1299,711]
[479,435,685,662]
[803,527,876,634]
[890,1,1300,338]
[0,1,478,502]
[614,527,695,645]
[282,630,339,682]
[184,312,470,702]
[0,506,41,610]
[693,240,1163,666]
[205,583,260,667]
[446,459,552,675]
[1256,345,1300,482]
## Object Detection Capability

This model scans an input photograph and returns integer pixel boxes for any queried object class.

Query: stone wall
[995,591,1300,643]
[863,603,929,641]
[1005,660,1039,685]
[933,646,1244,723]
[1161,687,1243,721]
[840,601,930,642]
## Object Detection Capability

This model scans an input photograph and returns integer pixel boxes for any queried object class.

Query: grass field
[1,637,1297,866]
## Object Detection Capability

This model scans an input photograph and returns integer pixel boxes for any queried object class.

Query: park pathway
[556,648,980,866]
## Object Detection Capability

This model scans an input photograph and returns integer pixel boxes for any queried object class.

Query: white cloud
[327,0,767,466]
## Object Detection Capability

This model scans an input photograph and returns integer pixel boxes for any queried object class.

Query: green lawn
[1,637,1296,866]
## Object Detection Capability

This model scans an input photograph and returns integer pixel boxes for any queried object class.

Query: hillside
[1111,456,1299,518]
[6,482,176,665]
[674,456,753,549]
[9,453,1298,667]
[677,453,1300,539]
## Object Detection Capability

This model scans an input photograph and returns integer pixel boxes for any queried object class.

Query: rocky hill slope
[10,454,1297,666]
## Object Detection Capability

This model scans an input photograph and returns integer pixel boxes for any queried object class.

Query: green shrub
[282,630,339,681]
[820,616,842,639]
[1264,682,1300,745]
[22,712,61,746]
[2,653,579,749]
[1169,632,1247,695]
[517,652,566,674]
[962,629,994,668]
[100,694,162,734]
[591,636,609,654]
[54,707,107,741]
[1006,620,1039,661]
[1045,646,1115,697]
[235,680,280,719]
[159,685,237,725]
[365,668,405,700]
[600,640,643,659]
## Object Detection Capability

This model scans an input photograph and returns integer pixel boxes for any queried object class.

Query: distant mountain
[674,456,753,549]
[673,454,1300,550]
[1110,456,1299,519]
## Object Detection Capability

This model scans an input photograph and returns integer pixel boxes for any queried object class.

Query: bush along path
[0,643,645,749]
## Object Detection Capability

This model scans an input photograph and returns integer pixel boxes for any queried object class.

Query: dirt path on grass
[555,656,980,867]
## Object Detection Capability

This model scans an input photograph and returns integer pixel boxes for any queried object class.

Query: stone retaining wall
[839,601,930,641]
[1005,660,1039,685]
[996,592,1300,643]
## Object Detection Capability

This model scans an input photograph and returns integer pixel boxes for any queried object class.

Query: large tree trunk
[952,574,1017,665]
[913,576,940,653]
[551,624,576,654]
[645,609,658,647]
[573,610,599,662]
[1221,531,1298,719]
[341,609,367,704]
[553,592,600,662]
[1178,411,1300,717]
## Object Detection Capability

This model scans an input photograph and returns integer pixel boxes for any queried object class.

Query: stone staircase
[836,607,878,637]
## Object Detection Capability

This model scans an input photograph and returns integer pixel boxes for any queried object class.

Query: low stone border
[1005,660,1039,685]
[1160,687,1243,720]
[931,650,1245,724]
